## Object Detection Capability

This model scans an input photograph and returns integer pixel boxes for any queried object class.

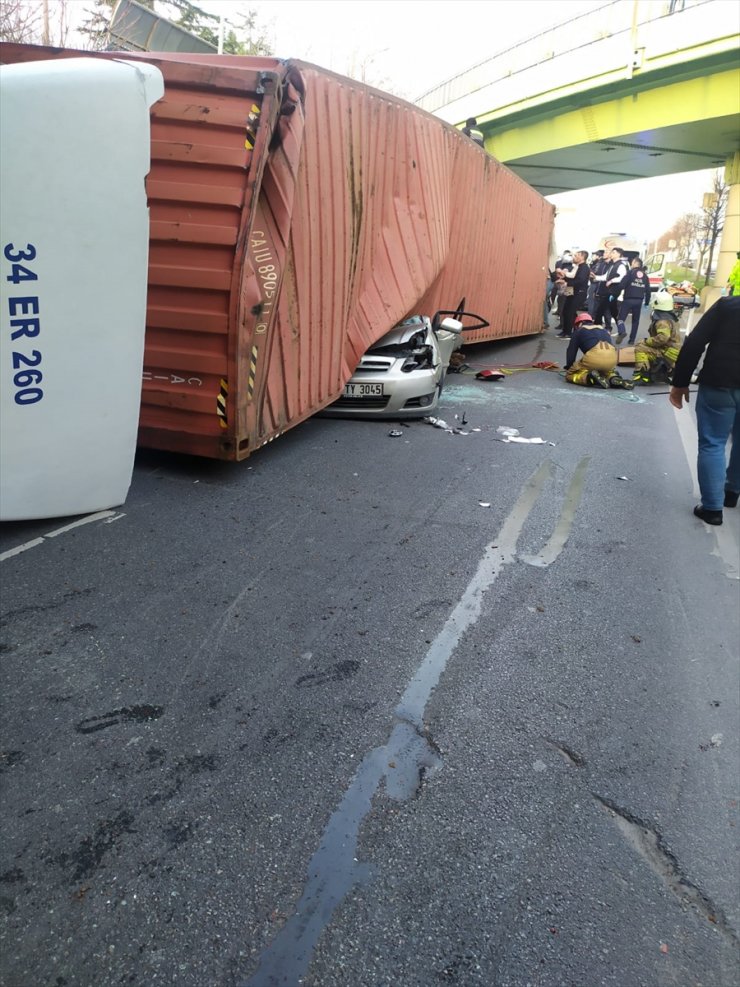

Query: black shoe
[587,370,608,389]
[693,505,723,526]
[608,374,633,390]
[725,490,739,508]
[615,331,627,345]
[556,332,571,339]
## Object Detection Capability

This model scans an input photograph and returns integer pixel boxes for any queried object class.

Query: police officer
[462,117,485,148]
[615,256,651,345]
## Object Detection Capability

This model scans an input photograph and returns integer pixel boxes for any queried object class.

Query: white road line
[0,510,123,562]
[0,537,45,561]
[244,457,586,987]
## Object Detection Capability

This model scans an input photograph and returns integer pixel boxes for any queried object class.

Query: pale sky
[65,0,720,250]
[199,0,720,251]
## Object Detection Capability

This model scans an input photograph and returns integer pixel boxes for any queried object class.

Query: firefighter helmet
[574,312,594,326]
[652,289,675,311]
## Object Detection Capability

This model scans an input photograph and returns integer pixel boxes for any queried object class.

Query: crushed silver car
[322,309,488,419]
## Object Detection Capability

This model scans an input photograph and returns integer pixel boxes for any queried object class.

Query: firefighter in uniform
[564,312,634,389]
[632,290,682,385]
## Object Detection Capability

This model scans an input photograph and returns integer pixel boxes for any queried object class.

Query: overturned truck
[1,45,554,463]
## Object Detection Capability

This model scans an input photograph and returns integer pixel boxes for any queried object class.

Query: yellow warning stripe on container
[245,103,261,151]
[248,346,258,399]
[217,378,228,429]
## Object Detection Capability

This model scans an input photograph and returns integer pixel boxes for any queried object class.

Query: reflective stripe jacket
[644,312,681,349]
[565,325,613,367]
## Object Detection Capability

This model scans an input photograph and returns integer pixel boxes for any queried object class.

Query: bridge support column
[716,151,740,289]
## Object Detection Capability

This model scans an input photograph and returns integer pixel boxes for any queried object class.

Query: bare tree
[344,48,408,98]
[0,0,71,45]
[0,0,42,42]
[698,170,728,281]
[655,212,700,265]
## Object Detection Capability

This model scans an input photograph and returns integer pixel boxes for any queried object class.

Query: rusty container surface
[0,45,554,460]
[413,147,555,344]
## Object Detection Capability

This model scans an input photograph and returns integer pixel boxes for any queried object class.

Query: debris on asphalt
[497,426,519,436]
[504,435,550,444]
[424,416,452,430]
[699,733,724,751]
[478,502,491,508]
[388,430,404,437]
[617,475,630,481]
[476,368,506,380]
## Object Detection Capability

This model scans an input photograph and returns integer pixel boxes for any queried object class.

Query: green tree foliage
[163,1,273,55]
[79,0,127,50]
[78,0,272,55]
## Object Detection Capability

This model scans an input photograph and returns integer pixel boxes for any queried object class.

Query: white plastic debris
[617,475,630,481]
[478,502,491,508]
[423,416,454,432]
[504,435,546,444]
[497,426,519,436]
[388,430,403,437]
[710,733,723,748]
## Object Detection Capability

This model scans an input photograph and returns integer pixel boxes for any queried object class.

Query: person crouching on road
[564,312,634,389]
[615,256,651,345]
[632,290,682,385]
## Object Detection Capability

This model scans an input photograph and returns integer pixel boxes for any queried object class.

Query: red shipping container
[0,45,554,460]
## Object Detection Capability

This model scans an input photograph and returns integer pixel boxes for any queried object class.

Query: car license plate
[343,382,384,397]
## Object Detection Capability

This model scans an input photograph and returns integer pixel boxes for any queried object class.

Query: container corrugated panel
[0,45,554,461]
[413,142,555,343]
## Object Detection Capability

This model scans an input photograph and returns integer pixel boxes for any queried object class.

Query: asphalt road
[1,327,738,987]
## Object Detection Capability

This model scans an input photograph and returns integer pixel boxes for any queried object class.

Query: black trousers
[592,293,618,330]
[561,290,588,336]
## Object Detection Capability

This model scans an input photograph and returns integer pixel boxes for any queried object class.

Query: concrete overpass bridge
[416,0,740,285]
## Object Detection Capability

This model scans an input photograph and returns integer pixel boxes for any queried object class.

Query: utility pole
[42,0,50,45]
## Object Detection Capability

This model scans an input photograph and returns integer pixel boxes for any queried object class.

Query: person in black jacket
[669,296,740,525]
[556,250,590,338]
[462,118,485,147]
[591,247,629,333]
[615,256,651,344]
[550,251,574,330]
[586,250,605,314]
